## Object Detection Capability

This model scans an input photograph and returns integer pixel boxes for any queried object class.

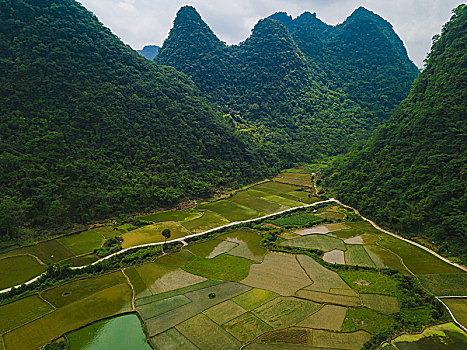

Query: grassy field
[229,191,286,214]
[0,295,54,334]
[157,249,194,267]
[361,293,400,314]
[441,298,467,327]
[0,255,45,289]
[298,304,347,330]
[241,253,311,296]
[255,327,314,346]
[125,267,152,299]
[1,239,74,264]
[176,313,241,349]
[182,211,230,233]
[263,195,304,208]
[139,210,201,223]
[295,289,361,307]
[364,245,409,273]
[122,222,190,248]
[3,283,132,350]
[60,254,99,267]
[377,234,462,275]
[135,262,206,295]
[203,300,247,325]
[151,328,198,350]
[342,307,395,335]
[183,254,252,281]
[253,297,321,328]
[219,230,266,263]
[58,229,104,255]
[345,245,376,268]
[418,273,467,296]
[253,182,301,195]
[198,200,262,222]
[233,288,278,311]
[313,329,371,349]
[338,270,400,297]
[223,312,272,342]
[139,294,191,319]
[269,213,322,227]
[280,234,346,252]
[42,272,128,308]
[188,239,238,259]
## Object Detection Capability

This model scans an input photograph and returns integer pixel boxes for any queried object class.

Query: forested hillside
[325,5,467,263]
[157,6,418,160]
[0,0,270,238]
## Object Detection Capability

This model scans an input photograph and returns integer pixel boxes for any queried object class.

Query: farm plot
[183,254,252,281]
[241,253,311,296]
[295,289,361,307]
[342,307,395,335]
[283,190,320,204]
[269,213,322,227]
[198,200,261,222]
[312,329,371,349]
[298,304,347,330]
[337,270,400,297]
[157,249,194,267]
[188,239,238,259]
[296,223,349,235]
[253,297,321,328]
[0,255,45,289]
[151,328,198,350]
[377,234,462,275]
[176,314,241,349]
[145,282,250,335]
[203,300,247,324]
[345,245,376,268]
[122,222,190,248]
[57,228,105,256]
[361,293,400,314]
[418,273,467,296]
[273,172,313,187]
[253,182,301,195]
[219,230,266,263]
[182,211,230,233]
[0,239,74,264]
[138,295,191,319]
[60,254,99,267]
[323,249,345,264]
[223,312,272,342]
[229,191,286,214]
[280,234,346,252]
[0,295,54,334]
[233,288,279,311]
[316,206,346,221]
[135,262,206,295]
[139,210,201,223]
[125,267,152,299]
[3,282,132,350]
[263,195,304,208]
[441,298,467,327]
[364,245,408,273]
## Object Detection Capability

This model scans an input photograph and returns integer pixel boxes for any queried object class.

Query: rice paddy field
[1,172,466,349]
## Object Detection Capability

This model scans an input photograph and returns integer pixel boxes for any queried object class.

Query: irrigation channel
[2,197,467,332]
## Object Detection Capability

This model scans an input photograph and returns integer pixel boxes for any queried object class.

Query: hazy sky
[79,0,464,67]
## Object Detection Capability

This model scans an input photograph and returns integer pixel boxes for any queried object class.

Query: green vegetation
[139,295,191,319]
[418,274,467,296]
[140,210,201,223]
[188,239,237,259]
[183,254,252,281]
[345,245,376,268]
[198,201,262,222]
[325,5,467,264]
[298,304,347,330]
[219,230,267,263]
[337,270,400,297]
[255,327,313,346]
[442,298,467,327]
[233,289,278,311]
[122,222,189,248]
[58,229,104,256]
[151,328,197,350]
[229,192,285,214]
[223,312,272,342]
[182,211,230,233]
[0,256,45,289]
[343,308,395,335]
[203,300,247,324]
[280,235,347,252]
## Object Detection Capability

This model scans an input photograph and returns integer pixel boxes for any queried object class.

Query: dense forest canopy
[325,5,467,263]
[156,6,418,161]
[0,0,272,239]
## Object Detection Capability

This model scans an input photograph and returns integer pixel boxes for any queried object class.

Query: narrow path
[0,253,45,266]
[121,269,136,310]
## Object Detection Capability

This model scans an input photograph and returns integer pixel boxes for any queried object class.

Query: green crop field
[377,234,463,275]
[233,288,279,311]
[151,328,198,350]
[280,234,346,252]
[253,297,321,328]
[182,211,230,233]
[241,253,311,296]
[58,229,105,255]
[176,313,241,349]
[139,294,191,319]
[125,267,152,299]
[364,245,409,273]
[441,298,467,327]
[203,300,247,325]
[342,307,395,335]
[313,329,371,349]
[269,213,322,227]
[3,283,132,350]
[0,295,54,334]
[42,272,128,308]
[345,244,376,267]
[198,200,262,222]
[223,312,272,342]
[183,254,252,281]
[361,293,400,314]
[0,239,74,265]
[418,273,467,296]
[263,195,304,208]
[135,262,206,295]
[253,182,301,195]
[219,230,266,263]
[157,249,194,266]
[122,222,190,248]
[228,191,286,214]
[255,327,313,346]
[283,190,320,204]
[139,210,201,223]
[295,289,361,307]
[338,270,400,297]
[188,239,238,258]
[298,304,347,330]
[0,255,45,289]
[60,254,99,267]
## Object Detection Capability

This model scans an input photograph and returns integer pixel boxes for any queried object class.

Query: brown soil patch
[354,279,370,287]
[262,223,280,228]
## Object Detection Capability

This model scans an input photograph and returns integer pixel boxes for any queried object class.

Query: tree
[161,228,171,253]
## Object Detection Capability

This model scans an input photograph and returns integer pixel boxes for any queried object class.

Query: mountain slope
[137,45,160,60]
[0,0,269,236]
[325,5,467,263]
[157,6,384,161]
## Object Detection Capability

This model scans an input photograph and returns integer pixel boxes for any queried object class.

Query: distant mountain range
[137,45,159,60]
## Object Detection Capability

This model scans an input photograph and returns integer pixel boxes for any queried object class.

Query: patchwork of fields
[0,170,466,349]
